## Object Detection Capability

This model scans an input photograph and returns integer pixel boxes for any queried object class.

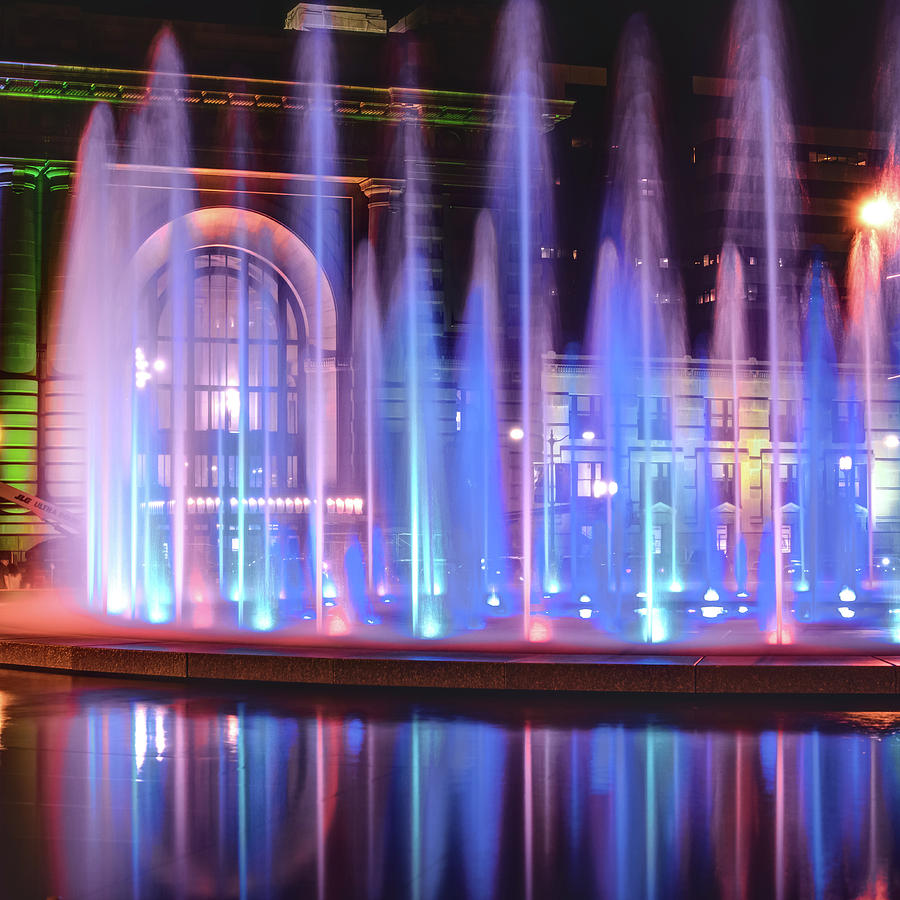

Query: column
[0,165,41,552]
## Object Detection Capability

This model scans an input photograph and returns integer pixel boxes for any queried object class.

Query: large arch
[131,206,338,353]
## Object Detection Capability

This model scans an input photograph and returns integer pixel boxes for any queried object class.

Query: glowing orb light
[327,613,349,636]
[860,195,897,229]
[528,618,551,642]
[509,426,524,441]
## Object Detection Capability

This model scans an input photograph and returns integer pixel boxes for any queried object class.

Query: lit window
[157,454,171,488]
[780,525,791,554]
[716,524,728,552]
[577,462,602,498]
[151,247,303,490]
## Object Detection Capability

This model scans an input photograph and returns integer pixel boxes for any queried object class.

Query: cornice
[0,60,574,131]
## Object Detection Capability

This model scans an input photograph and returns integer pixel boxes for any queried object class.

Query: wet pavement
[1,668,899,898]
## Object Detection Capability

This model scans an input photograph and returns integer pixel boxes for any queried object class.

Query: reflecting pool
[1,669,899,898]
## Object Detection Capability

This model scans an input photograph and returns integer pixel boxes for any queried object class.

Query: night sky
[38,0,886,127]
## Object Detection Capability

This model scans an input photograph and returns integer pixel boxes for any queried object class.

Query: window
[771,399,799,443]
[706,399,734,441]
[653,525,663,556]
[716,524,728,552]
[249,456,263,490]
[577,462,603,498]
[780,525,792,554]
[157,454,171,488]
[780,463,799,504]
[710,462,735,505]
[571,395,603,438]
[638,397,671,440]
[150,248,305,496]
[832,401,865,444]
[836,460,868,502]
[194,454,209,488]
[640,461,671,504]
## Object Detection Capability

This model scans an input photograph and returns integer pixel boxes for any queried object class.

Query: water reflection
[1,671,900,898]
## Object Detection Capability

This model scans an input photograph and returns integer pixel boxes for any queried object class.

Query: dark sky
[40,0,885,125]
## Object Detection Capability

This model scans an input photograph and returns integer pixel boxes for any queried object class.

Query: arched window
[147,248,305,492]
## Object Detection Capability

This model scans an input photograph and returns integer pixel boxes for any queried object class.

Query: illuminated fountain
[587,16,685,642]
[488,0,555,640]
[38,0,900,649]
[716,0,801,642]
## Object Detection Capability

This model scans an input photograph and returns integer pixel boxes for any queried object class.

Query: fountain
[21,0,899,651]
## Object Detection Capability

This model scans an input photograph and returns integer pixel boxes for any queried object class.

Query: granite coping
[1,638,900,693]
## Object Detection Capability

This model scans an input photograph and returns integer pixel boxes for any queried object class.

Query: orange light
[326,612,349,636]
[860,195,896,229]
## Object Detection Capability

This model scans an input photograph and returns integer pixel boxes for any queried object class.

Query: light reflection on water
[1,671,900,898]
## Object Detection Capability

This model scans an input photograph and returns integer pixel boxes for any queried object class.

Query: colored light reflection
[15,675,900,898]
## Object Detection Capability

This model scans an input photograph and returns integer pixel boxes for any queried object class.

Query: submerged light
[701,606,725,618]
[669,581,683,593]
[839,585,857,605]
[528,618,551,642]
[487,591,501,607]
[838,606,856,619]
[578,608,592,619]
[703,587,720,604]
[578,593,591,603]
[738,605,749,614]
